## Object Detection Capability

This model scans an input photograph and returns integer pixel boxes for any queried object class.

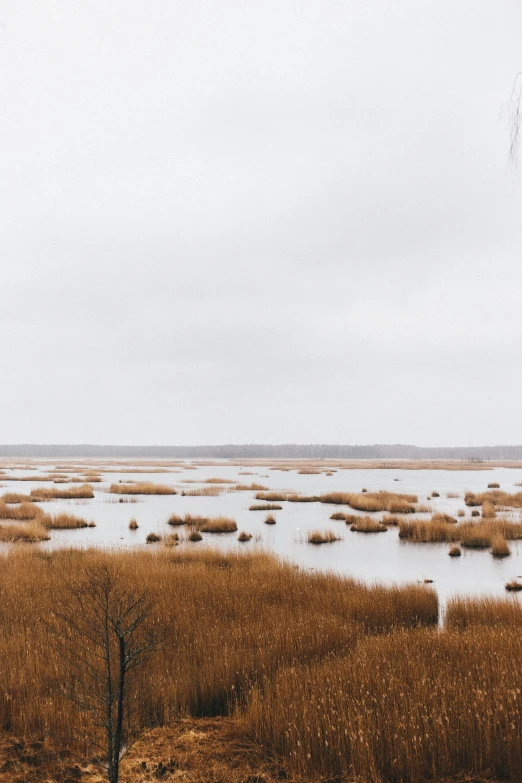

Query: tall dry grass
[110,482,177,495]
[465,489,522,508]
[30,484,94,500]
[0,548,437,744]
[245,627,522,782]
[446,596,522,629]
[0,521,50,542]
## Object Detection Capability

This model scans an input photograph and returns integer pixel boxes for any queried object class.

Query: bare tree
[48,565,162,783]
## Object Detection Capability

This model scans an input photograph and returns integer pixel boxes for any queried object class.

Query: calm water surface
[2,462,522,605]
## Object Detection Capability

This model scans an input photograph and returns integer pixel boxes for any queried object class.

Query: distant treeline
[2,443,522,459]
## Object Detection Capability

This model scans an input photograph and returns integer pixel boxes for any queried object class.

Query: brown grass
[349,516,387,533]
[399,518,522,546]
[238,532,252,542]
[230,483,269,491]
[488,482,501,488]
[244,627,522,781]
[129,518,139,530]
[431,512,458,524]
[249,504,283,511]
[0,548,438,777]
[446,596,522,629]
[506,581,522,592]
[264,514,276,525]
[198,517,237,534]
[181,487,222,497]
[398,519,461,543]
[29,483,95,500]
[491,534,511,557]
[254,492,289,502]
[110,483,177,495]
[448,545,461,557]
[188,530,203,542]
[307,530,342,544]
[381,514,400,526]
[146,532,162,543]
[0,501,43,520]
[465,489,522,508]
[0,521,50,542]
[41,512,91,530]
[320,491,417,514]
[482,498,496,518]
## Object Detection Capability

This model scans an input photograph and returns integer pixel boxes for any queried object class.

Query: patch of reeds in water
[491,534,511,558]
[307,530,342,544]
[465,489,522,508]
[110,482,177,495]
[249,504,282,511]
[0,501,43,520]
[0,521,50,542]
[198,517,237,534]
[30,483,95,500]
[41,512,92,530]
[263,514,276,525]
[349,516,387,533]
[238,531,252,542]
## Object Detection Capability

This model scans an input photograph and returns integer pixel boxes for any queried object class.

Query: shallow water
[2,461,522,604]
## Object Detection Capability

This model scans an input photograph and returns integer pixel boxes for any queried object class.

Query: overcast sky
[1,1,522,446]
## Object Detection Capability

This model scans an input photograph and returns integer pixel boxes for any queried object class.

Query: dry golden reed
[0,548,437,746]
[110,482,177,495]
[245,627,522,782]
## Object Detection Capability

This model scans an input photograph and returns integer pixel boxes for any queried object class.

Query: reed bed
[307,530,342,544]
[264,514,276,525]
[245,627,522,782]
[491,534,511,557]
[0,521,50,542]
[109,482,177,495]
[399,519,461,543]
[181,486,222,497]
[29,484,95,500]
[167,514,236,532]
[0,501,43,520]
[238,531,252,542]
[254,490,418,514]
[254,492,289,502]
[349,516,387,533]
[465,489,522,508]
[198,517,237,534]
[448,545,461,556]
[446,596,522,629]
[249,504,282,511]
[40,512,92,530]
[0,548,437,745]
[399,517,522,546]
[230,483,268,491]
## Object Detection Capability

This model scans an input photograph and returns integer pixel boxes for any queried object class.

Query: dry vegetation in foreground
[0,548,436,744]
[245,625,522,782]
[5,549,522,782]
[109,483,177,495]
